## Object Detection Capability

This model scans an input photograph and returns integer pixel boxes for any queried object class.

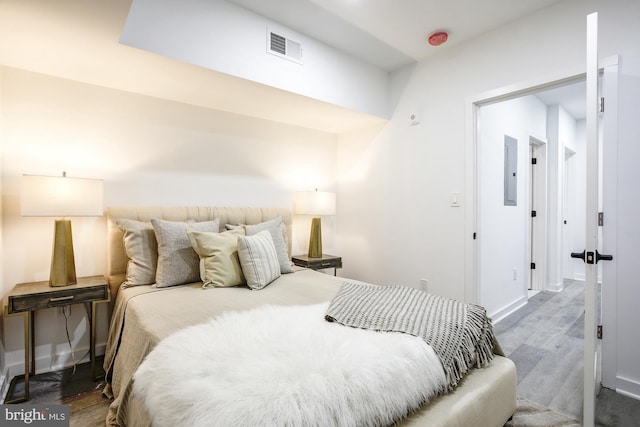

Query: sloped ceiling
[0,0,570,133]
[0,0,386,133]
[229,0,564,69]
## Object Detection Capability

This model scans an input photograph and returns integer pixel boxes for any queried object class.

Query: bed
[103,206,516,427]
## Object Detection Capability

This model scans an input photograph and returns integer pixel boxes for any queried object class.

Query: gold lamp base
[308,217,323,258]
[50,219,77,287]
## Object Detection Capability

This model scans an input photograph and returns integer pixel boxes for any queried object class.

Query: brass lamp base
[50,219,77,287]
[307,217,323,258]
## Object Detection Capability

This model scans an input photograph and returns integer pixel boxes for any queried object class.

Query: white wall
[563,119,587,281]
[337,0,640,398]
[0,66,338,381]
[338,0,639,294]
[477,96,547,318]
[0,68,4,382]
[121,0,390,119]
[546,104,580,289]
[603,58,640,398]
[1,0,639,401]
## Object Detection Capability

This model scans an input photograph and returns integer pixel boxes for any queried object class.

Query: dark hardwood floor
[494,279,640,426]
[3,357,109,427]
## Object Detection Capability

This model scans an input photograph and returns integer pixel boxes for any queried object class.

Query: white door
[581,12,613,426]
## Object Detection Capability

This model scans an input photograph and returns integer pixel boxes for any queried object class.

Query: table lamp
[294,189,336,258]
[21,172,104,287]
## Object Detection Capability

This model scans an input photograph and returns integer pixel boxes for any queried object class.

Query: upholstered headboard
[107,206,292,298]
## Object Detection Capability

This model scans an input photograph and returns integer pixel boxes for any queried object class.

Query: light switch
[451,192,461,207]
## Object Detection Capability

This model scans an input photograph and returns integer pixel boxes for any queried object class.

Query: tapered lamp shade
[21,174,104,286]
[294,190,336,258]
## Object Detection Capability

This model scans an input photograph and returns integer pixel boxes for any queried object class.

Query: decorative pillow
[227,217,294,274]
[151,218,220,288]
[237,230,281,290]
[116,219,158,287]
[187,228,246,288]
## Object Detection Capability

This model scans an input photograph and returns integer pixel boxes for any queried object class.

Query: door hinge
[531,210,537,217]
[530,262,536,270]
[600,97,605,113]
[531,157,537,165]
[598,212,604,226]
[473,232,477,240]
[597,325,603,339]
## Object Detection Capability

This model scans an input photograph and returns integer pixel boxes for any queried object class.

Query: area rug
[505,397,581,427]
[133,303,447,427]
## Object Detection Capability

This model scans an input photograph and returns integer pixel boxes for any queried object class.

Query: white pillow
[237,230,281,290]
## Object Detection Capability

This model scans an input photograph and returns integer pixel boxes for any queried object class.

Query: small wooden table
[3,275,110,403]
[291,254,342,276]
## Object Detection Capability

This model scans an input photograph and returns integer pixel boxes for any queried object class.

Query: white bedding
[105,206,517,427]
[133,303,447,427]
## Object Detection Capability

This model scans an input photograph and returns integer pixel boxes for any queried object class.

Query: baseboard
[545,281,564,293]
[616,375,640,401]
[1,342,106,402]
[491,295,528,324]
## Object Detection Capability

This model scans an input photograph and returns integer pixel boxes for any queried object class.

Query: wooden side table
[291,254,342,276]
[3,275,110,403]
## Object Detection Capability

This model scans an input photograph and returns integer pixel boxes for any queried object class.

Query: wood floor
[494,279,640,426]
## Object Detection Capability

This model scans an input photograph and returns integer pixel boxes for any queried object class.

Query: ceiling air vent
[267,29,303,64]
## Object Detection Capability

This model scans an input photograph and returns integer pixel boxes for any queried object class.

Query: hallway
[494,280,640,426]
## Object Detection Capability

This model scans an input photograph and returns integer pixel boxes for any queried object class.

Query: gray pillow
[228,217,294,274]
[117,219,158,287]
[151,218,220,288]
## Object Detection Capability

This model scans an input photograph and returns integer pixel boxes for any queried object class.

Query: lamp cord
[62,306,90,375]
[59,305,93,376]
[62,306,77,374]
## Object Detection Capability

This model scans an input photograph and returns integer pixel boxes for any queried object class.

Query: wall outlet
[419,279,428,291]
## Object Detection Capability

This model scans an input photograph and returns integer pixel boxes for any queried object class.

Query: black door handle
[595,251,613,263]
[571,250,586,261]
[570,250,613,264]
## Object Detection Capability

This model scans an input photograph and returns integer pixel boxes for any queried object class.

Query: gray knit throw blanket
[325,281,497,392]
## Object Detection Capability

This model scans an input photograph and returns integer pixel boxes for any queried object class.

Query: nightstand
[3,275,110,403]
[291,254,342,276]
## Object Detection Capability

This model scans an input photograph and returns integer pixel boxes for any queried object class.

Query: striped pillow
[237,230,281,290]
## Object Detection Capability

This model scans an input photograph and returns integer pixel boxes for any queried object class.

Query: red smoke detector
[428,32,448,46]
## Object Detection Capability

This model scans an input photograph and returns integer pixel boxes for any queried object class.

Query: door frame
[528,137,547,293]
[464,56,619,304]
[600,61,619,393]
[464,70,586,306]
[562,146,577,282]
[464,56,620,424]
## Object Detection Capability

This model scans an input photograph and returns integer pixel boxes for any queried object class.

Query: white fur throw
[133,303,446,427]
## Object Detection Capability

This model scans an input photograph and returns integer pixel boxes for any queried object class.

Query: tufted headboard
[106,206,292,298]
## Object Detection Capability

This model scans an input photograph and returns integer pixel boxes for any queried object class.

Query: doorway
[473,77,586,321]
